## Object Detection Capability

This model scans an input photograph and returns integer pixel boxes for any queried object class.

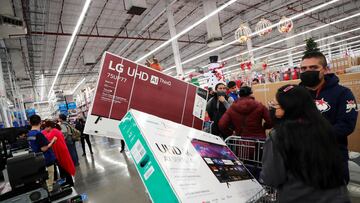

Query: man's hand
[218,96,226,103]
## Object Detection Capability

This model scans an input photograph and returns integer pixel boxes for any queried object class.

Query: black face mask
[300,71,321,87]
[269,107,282,126]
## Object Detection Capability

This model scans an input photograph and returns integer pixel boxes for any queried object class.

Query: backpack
[65,123,81,142]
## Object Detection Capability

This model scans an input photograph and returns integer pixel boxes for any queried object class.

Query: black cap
[209,56,218,63]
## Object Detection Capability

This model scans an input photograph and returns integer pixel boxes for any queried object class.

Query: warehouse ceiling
[1,0,360,102]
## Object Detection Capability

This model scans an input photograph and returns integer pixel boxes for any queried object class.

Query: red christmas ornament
[246,62,252,70]
[240,63,245,70]
[262,63,267,70]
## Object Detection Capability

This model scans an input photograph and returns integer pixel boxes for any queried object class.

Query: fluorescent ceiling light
[201,34,360,78]
[224,12,360,63]
[40,74,44,101]
[135,0,238,63]
[48,0,92,98]
[192,15,360,78]
[269,39,360,67]
[71,78,86,95]
[163,0,341,71]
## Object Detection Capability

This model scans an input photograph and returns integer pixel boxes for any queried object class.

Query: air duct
[203,0,223,47]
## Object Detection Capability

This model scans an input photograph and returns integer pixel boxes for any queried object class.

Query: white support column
[286,31,295,67]
[165,0,183,78]
[246,36,255,65]
[0,59,10,127]
[327,37,335,61]
[203,0,223,47]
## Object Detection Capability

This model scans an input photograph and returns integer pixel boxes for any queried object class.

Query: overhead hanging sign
[119,109,264,203]
[67,102,77,110]
[84,52,207,139]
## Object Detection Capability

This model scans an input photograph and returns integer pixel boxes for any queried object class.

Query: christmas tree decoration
[235,23,252,43]
[304,38,320,55]
[277,16,293,33]
[255,18,272,37]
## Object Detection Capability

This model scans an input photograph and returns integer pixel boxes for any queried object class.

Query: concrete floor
[73,136,150,203]
[72,136,360,203]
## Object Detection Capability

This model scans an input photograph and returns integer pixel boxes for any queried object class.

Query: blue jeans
[67,141,79,166]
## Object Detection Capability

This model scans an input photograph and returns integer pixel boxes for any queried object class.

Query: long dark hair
[43,120,62,131]
[274,84,344,189]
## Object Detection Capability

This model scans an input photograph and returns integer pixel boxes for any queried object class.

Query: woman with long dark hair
[261,84,349,202]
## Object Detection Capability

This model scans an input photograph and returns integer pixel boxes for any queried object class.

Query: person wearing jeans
[58,114,79,166]
[75,118,93,156]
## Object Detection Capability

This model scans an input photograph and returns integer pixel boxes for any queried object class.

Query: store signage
[119,109,264,203]
[67,102,77,110]
[25,108,36,117]
[58,103,67,111]
[84,52,207,139]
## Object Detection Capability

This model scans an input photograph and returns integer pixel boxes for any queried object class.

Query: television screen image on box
[191,139,252,183]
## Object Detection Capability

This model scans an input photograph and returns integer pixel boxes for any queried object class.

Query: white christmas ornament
[235,24,252,43]
[255,18,272,37]
[277,16,293,33]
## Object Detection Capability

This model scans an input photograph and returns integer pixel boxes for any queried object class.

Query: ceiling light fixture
[191,15,360,78]
[40,74,44,101]
[48,0,92,98]
[162,0,341,72]
[269,39,360,67]
[135,0,238,63]
[71,78,86,95]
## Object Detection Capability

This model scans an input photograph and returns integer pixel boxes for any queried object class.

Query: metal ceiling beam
[160,0,288,68]
[125,1,200,59]
[12,31,206,44]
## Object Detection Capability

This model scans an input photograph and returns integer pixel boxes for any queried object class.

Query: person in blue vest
[227,81,238,104]
[300,51,358,184]
[28,114,57,191]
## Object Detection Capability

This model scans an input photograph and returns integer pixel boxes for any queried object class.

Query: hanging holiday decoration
[261,58,269,70]
[240,63,246,70]
[255,18,272,37]
[277,16,293,34]
[262,63,267,70]
[246,61,252,70]
[235,23,252,43]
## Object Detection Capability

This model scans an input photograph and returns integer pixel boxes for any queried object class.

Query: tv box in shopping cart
[119,109,265,203]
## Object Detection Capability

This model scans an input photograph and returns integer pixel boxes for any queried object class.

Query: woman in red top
[42,120,75,186]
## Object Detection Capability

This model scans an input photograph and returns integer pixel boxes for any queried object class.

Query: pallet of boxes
[331,56,360,74]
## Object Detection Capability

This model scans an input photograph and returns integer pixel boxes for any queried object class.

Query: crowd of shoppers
[26,114,93,192]
[205,50,358,202]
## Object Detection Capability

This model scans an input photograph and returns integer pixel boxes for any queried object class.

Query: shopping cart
[224,135,278,203]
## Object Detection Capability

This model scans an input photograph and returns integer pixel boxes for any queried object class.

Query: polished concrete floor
[72,136,360,203]
[73,136,150,203]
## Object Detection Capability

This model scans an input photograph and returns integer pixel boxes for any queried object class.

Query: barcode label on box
[144,166,155,180]
[131,140,146,164]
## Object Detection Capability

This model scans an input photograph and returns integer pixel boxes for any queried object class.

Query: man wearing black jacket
[300,51,358,183]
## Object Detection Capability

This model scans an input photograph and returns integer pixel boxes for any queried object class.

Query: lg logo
[108,60,124,73]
